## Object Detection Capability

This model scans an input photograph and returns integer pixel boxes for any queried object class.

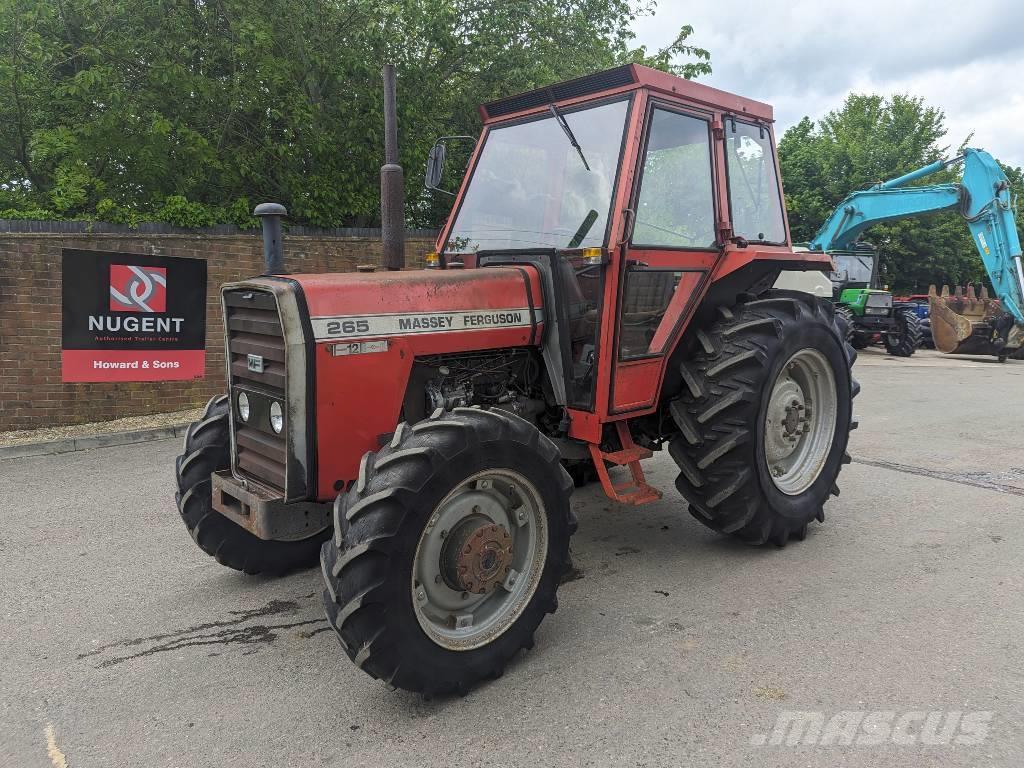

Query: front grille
[224,289,287,491]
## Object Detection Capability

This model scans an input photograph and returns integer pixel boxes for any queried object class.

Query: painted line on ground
[44,724,69,768]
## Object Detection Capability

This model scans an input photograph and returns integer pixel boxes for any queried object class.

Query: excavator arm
[808,148,1024,356]
[958,150,1024,324]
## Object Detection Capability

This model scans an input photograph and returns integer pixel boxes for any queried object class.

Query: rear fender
[608,255,831,433]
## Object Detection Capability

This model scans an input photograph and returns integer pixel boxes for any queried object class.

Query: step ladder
[587,421,662,505]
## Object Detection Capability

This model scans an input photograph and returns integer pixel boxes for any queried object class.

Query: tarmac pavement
[1,347,1022,767]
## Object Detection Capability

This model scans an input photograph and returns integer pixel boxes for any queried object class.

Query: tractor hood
[289,267,544,345]
[231,266,547,500]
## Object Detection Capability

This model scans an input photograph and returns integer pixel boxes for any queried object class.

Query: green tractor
[830,244,922,356]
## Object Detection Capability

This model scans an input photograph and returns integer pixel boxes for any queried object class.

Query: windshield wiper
[549,104,591,171]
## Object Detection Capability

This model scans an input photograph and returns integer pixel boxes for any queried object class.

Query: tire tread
[173,394,327,575]
[668,290,859,545]
[320,407,574,695]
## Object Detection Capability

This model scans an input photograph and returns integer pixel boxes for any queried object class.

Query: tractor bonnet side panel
[292,267,545,500]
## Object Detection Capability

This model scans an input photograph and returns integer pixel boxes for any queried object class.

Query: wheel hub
[765,377,809,463]
[763,349,838,495]
[782,400,804,436]
[443,521,513,594]
[412,469,548,651]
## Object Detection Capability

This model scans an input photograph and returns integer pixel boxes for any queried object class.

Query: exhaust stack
[254,202,287,274]
[380,64,405,271]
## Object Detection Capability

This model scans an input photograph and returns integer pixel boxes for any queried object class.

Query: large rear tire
[884,307,922,357]
[175,395,327,575]
[320,407,575,696]
[668,290,858,545]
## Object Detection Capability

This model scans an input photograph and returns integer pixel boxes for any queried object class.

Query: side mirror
[425,143,446,190]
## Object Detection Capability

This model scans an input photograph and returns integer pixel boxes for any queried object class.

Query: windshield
[444,98,630,253]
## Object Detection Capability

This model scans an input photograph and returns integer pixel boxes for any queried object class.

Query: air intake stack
[380,64,405,271]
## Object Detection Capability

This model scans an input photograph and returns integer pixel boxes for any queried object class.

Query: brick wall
[0,221,437,430]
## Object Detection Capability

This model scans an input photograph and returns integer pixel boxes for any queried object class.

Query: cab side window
[724,121,786,244]
[632,109,716,249]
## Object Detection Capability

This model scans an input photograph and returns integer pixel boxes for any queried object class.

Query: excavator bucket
[928,284,1024,358]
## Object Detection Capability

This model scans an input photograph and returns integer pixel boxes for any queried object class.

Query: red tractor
[175,65,858,695]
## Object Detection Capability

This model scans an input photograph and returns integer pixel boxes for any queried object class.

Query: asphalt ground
[2,347,1022,767]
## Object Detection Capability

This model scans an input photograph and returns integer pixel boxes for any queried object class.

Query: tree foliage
[0,0,709,228]
[778,93,1024,292]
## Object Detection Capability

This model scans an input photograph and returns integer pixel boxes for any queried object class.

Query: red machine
[175,65,858,694]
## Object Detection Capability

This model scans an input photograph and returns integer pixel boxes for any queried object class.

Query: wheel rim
[412,469,548,650]
[764,348,838,495]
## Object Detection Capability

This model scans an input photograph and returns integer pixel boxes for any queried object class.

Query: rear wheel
[175,395,327,575]
[320,407,575,695]
[668,290,858,545]
[884,307,922,357]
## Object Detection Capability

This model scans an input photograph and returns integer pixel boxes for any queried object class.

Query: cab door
[610,102,721,413]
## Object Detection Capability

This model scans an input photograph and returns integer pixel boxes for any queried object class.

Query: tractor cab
[830,243,893,318]
[426,64,826,431]
[830,242,878,295]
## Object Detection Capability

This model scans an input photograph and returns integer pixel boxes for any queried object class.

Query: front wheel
[884,308,922,357]
[320,407,575,696]
[833,305,855,345]
[175,395,327,575]
[668,290,858,545]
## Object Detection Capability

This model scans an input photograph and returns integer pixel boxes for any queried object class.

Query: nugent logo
[62,249,207,382]
[110,265,167,312]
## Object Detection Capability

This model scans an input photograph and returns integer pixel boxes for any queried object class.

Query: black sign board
[61,249,207,382]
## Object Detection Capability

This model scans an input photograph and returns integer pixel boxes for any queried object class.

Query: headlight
[269,401,284,434]
[237,392,250,422]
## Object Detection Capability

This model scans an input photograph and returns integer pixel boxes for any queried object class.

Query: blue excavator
[807,147,1024,360]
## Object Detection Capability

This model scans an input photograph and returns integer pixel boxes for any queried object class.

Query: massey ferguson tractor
[175,65,859,695]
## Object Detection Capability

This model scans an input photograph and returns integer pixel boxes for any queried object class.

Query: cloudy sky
[632,0,1024,167]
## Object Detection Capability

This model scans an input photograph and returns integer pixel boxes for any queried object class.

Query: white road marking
[45,724,69,768]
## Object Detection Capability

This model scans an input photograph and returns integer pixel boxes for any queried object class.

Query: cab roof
[480,64,774,124]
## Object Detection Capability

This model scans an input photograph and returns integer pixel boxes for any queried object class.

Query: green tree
[0,0,709,228]
[777,93,1021,292]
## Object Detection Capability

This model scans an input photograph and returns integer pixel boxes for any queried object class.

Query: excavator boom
[809,148,1024,358]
